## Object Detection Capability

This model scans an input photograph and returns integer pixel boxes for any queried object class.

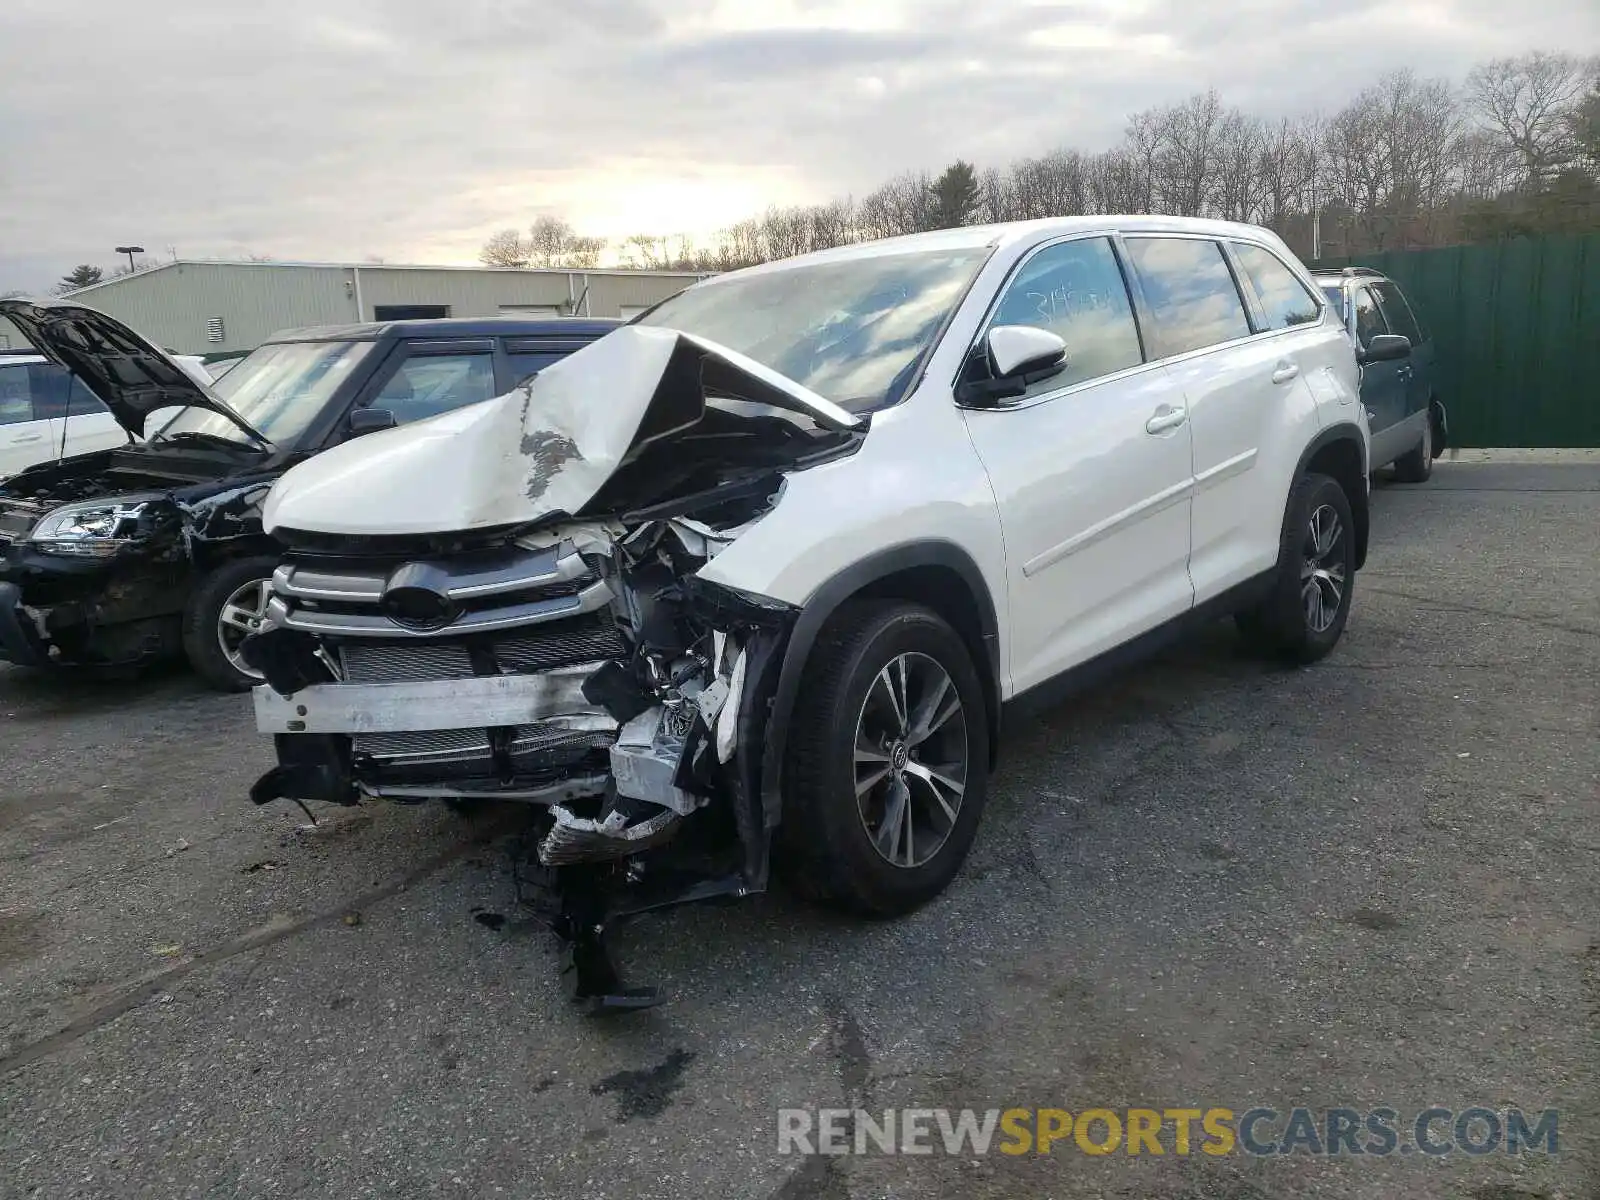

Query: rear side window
[508,350,569,386]
[983,236,1143,394]
[66,376,106,416]
[1352,286,1389,348]
[1371,282,1424,345]
[1231,243,1322,331]
[1124,238,1252,357]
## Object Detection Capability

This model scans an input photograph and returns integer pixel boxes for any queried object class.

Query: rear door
[1122,235,1319,601]
[59,373,129,456]
[0,360,64,476]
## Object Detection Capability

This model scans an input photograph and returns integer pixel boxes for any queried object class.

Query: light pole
[113,245,145,273]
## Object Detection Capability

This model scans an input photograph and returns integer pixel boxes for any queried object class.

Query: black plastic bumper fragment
[0,582,42,666]
[241,627,330,694]
[250,734,357,806]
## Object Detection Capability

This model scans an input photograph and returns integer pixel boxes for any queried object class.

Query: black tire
[182,555,280,692]
[777,601,990,917]
[1391,418,1433,483]
[1234,472,1356,664]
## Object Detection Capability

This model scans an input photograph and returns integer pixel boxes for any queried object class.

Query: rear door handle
[1271,362,1300,385]
[11,433,44,444]
[1145,406,1187,435]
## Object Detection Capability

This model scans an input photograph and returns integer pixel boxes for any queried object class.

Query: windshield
[156,340,373,446]
[1319,285,1346,318]
[637,246,992,412]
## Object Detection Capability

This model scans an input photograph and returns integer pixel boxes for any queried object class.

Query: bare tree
[1467,52,1597,187]
[1322,70,1463,250]
[480,228,530,268]
[1152,90,1230,217]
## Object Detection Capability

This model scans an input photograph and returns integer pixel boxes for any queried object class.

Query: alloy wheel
[853,652,969,868]
[217,578,269,680]
[1301,504,1346,634]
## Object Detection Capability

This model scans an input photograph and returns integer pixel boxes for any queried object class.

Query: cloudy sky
[1,0,1595,291]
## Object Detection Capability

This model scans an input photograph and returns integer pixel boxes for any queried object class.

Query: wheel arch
[759,540,1003,831]
[1297,424,1369,570]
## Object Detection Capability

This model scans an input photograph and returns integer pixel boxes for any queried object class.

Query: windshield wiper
[151,430,267,453]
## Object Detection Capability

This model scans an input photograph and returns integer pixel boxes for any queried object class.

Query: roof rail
[1340,266,1385,278]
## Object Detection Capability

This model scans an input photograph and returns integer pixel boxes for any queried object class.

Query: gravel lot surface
[1,461,1596,1199]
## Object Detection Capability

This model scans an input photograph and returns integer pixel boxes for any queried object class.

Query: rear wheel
[778,602,989,916]
[1235,472,1355,664]
[183,556,280,692]
[1392,419,1432,482]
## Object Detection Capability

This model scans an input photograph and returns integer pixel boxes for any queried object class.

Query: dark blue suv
[1314,268,1447,482]
[0,300,617,689]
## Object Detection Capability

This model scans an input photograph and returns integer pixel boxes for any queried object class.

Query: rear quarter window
[1231,243,1322,331]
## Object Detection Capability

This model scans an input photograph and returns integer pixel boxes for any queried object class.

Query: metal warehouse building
[18,261,709,356]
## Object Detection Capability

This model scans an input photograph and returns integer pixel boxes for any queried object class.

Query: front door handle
[1145,406,1187,435]
[10,433,44,444]
[1271,362,1300,385]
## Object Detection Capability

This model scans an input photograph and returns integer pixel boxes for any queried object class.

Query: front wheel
[777,601,990,916]
[1235,472,1356,664]
[183,556,281,692]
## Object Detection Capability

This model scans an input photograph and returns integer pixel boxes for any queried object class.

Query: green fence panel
[1312,233,1599,447]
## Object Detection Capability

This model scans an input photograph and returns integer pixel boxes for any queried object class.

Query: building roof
[63,259,708,297]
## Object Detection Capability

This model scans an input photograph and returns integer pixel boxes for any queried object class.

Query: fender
[757,539,1002,831]
[1295,422,1369,570]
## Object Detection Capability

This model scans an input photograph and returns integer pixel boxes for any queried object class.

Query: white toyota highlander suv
[243,216,1372,1009]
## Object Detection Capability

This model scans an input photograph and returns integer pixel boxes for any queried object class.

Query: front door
[957,234,1195,694]
[1352,285,1407,452]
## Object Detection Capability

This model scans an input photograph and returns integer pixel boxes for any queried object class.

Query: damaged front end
[245,327,863,1011]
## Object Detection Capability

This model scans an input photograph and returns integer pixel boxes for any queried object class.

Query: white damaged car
[245,217,1370,1009]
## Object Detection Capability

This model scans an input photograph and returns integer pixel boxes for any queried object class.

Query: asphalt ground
[1,461,1596,1199]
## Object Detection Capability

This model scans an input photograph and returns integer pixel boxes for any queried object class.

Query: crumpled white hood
[262,325,858,538]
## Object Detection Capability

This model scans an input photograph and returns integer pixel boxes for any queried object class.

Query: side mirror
[987,325,1067,378]
[1359,333,1411,364]
[346,407,397,438]
[958,325,1068,406]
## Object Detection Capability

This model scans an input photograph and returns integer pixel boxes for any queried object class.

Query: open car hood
[262,325,865,538]
[0,298,267,443]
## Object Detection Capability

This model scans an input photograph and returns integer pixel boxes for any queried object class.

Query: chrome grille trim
[270,578,613,638]
[272,543,594,604]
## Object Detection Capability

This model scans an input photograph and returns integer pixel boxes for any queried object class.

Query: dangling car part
[247,220,1370,1011]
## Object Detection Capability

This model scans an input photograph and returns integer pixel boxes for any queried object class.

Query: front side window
[368,352,496,425]
[1352,287,1389,348]
[157,339,373,446]
[1124,237,1252,357]
[637,245,992,413]
[983,236,1143,395]
[1371,282,1423,345]
[1232,243,1322,331]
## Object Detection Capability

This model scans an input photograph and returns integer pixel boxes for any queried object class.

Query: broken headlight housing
[29,496,160,558]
